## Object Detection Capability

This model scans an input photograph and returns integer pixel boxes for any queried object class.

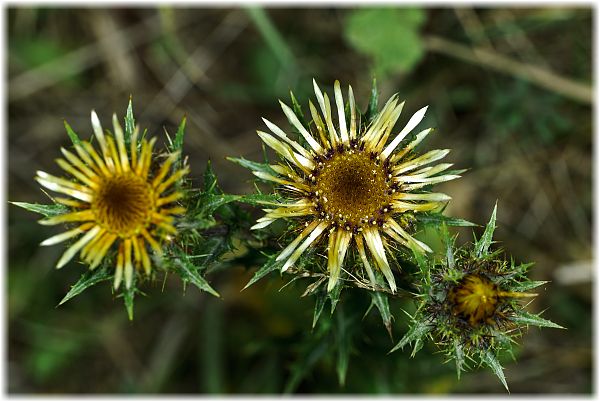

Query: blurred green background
[7,7,592,394]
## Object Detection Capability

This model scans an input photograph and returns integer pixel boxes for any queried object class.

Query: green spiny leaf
[364,77,378,123]
[58,265,112,306]
[369,291,393,339]
[174,256,220,297]
[192,236,231,270]
[10,201,68,218]
[124,97,135,144]
[453,339,466,380]
[173,116,186,154]
[242,254,283,290]
[510,280,549,292]
[418,213,477,227]
[440,224,456,269]
[312,291,327,329]
[63,121,81,146]
[235,193,283,207]
[203,160,219,194]
[227,156,277,176]
[290,90,310,131]
[328,281,343,315]
[475,202,498,258]
[481,349,509,392]
[122,279,137,321]
[510,310,564,329]
[200,194,241,217]
[511,261,535,276]
[411,244,429,277]
[390,320,431,355]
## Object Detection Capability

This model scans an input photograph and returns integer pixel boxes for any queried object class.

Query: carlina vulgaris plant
[12,100,228,319]
[230,78,462,295]
[11,83,561,390]
[389,203,564,391]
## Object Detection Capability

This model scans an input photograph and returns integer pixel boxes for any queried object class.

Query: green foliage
[58,265,113,306]
[10,202,68,218]
[481,350,509,392]
[487,80,573,145]
[417,212,477,228]
[121,274,138,321]
[510,310,565,329]
[289,90,311,131]
[344,8,426,77]
[124,97,135,146]
[63,120,81,146]
[474,201,497,258]
[226,156,277,176]
[364,78,379,123]
[10,36,81,86]
[171,247,220,297]
[368,291,394,338]
[390,319,431,356]
[243,253,283,290]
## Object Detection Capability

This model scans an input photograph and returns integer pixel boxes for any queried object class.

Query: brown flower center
[92,173,153,237]
[312,150,391,228]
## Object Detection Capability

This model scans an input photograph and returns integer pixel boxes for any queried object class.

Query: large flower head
[35,110,188,289]
[251,79,459,292]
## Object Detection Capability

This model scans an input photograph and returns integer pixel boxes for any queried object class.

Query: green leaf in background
[10,37,80,86]
[335,308,351,386]
[10,202,68,218]
[284,336,329,394]
[344,8,426,77]
[58,265,113,306]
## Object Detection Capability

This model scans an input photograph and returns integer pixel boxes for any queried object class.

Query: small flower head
[391,204,563,390]
[35,109,189,289]
[246,79,459,293]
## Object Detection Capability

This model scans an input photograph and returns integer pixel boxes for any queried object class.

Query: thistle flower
[34,110,189,289]
[247,79,459,292]
[391,205,563,390]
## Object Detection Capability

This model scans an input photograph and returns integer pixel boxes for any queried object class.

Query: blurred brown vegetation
[8,7,592,394]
